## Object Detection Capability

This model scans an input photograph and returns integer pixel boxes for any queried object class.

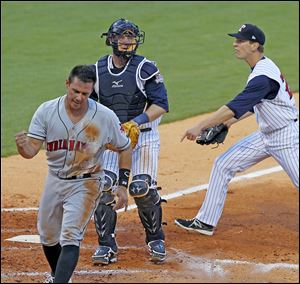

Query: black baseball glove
[196,123,228,145]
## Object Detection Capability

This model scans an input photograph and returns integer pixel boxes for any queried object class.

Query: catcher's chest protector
[96,55,147,123]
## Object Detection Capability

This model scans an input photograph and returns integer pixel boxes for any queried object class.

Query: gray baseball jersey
[28,95,130,246]
[196,57,299,227]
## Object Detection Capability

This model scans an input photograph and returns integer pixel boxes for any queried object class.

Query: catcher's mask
[101,18,145,59]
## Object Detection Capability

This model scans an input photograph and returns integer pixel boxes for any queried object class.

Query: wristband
[133,113,149,126]
[118,168,130,188]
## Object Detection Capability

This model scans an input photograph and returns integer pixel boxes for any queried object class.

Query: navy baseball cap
[228,24,265,45]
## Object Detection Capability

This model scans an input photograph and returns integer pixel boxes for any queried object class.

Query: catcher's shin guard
[129,174,166,262]
[92,170,118,265]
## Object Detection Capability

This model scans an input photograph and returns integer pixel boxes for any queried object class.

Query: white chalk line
[3,245,297,273]
[1,258,298,279]
[1,244,142,251]
[1,165,283,213]
[1,269,168,279]
[172,249,298,276]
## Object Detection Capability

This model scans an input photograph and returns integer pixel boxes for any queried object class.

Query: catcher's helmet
[101,18,145,58]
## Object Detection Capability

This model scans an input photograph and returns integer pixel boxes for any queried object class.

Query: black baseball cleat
[174,218,214,236]
[148,239,166,263]
[92,246,117,265]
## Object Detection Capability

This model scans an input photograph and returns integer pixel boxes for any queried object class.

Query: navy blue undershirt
[226,75,280,119]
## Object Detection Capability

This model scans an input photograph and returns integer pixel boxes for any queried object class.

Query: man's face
[233,39,259,59]
[66,77,94,111]
[111,30,137,53]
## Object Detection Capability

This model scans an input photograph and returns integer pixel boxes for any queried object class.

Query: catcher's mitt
[122,121,140,149]
[196,123,228,145]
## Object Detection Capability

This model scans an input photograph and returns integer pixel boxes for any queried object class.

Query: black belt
[140,128,152,132]
[64,173,92,180]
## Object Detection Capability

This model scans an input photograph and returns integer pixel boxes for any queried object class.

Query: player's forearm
[145,104,166,122]
[16,143,40,159]
[132,104,166,126]
[224,111,254,128]
[197,105,235,130]
[118,146,132,170]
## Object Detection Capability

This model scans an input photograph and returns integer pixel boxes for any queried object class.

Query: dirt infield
[1,94,299,283]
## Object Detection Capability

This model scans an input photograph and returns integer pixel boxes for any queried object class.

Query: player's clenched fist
[15,131,29,148]
[15,130,43,159]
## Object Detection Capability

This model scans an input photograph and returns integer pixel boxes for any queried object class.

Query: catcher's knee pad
[128,174,152,199]
[99,170,117,205]
[129,174,164,242]
[103,170,117,192]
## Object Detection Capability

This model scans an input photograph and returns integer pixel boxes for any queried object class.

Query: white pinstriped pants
[196,120,299,227]
[102,130,160,188]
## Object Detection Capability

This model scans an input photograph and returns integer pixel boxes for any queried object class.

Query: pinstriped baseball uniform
[196,57,299,227]
[28,95,130,246]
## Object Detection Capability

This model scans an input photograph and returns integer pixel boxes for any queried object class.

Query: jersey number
[280,74,293,98]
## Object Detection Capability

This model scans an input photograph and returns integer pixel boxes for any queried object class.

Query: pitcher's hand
[180,125,203,142]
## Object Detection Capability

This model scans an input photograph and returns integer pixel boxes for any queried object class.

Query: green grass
[1,1,299,156]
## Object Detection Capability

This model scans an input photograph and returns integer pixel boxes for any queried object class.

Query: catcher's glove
[122,121,140,149]
[196,123,228,145]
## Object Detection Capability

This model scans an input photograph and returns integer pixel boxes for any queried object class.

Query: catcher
[89,18,169,264]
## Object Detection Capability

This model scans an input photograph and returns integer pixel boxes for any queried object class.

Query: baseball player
[175,23,299,235]
[15,65,132,283]
[89,18,169,264]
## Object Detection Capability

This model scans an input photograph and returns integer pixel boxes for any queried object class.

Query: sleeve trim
[27,133,45,141]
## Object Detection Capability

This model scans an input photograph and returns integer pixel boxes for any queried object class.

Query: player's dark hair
[257,44,264,53]
[68,65,96,84]
[249,41,264,53]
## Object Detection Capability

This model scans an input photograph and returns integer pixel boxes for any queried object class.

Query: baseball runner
[15,65,132,283]
[175,23,299,235]
[89,18,169,264]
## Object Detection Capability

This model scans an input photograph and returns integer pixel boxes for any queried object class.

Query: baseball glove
[196,123,228,145]
[122,121,140,149]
